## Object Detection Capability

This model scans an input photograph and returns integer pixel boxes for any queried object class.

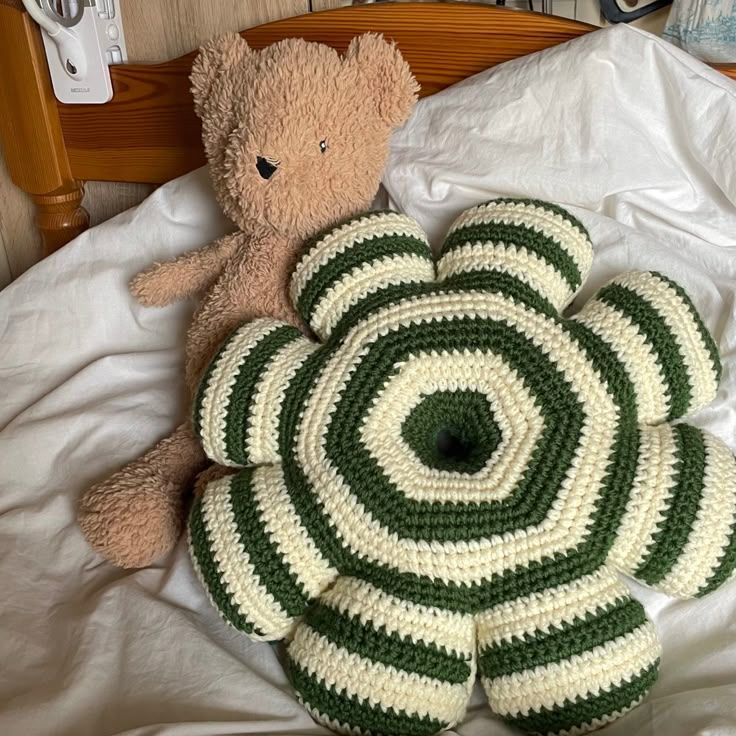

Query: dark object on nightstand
[599,0,672,23]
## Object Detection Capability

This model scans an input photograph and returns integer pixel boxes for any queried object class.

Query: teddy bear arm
[290,211,435,341]
[287,575,476,735]
[129,233,244,307]
[608,422,736,599]
[573,270,721,424]
[192,317,318,467]
[437,199,594,313]
[189,465,338,641]
[476,567,660,735]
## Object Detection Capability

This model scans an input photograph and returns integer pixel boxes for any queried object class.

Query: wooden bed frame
[0,0,734,256]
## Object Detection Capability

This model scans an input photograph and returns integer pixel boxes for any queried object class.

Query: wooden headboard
[0,1,734,255]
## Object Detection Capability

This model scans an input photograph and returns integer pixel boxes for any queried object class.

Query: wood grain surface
[60,5,603,184]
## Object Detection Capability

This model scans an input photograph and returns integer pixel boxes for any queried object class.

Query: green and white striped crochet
[188,199,736,736]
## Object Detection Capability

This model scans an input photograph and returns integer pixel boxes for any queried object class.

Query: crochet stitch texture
[188,199,736,736]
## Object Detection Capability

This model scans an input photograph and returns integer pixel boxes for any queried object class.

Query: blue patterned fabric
[664,0,736,61]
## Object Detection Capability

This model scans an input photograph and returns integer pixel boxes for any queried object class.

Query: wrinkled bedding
[1,24,735,736]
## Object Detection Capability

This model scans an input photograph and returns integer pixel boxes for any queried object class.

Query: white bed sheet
[1,24,736,736]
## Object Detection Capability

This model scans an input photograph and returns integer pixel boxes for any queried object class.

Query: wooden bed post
[0,0,89,256]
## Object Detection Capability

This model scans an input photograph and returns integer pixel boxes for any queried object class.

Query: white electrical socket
[38,0,128,104]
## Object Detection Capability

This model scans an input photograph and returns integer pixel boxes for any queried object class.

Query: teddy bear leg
[286,576,476,736]
[476,568,660,735]
[79,422,208,568]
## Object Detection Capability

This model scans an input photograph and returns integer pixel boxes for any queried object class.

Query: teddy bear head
[190,33,418,240]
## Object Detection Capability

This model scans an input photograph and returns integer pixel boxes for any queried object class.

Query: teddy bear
[188,198,736,736]
[77,32,419,569]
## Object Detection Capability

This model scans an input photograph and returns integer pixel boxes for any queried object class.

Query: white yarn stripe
[614,271,718,413]
[300,701,371,736]
[485,621,660,717]
[554,698,647,736]
[310,252,435,339]
[297,291,618,583]
[201,476,293,640]
[475,568,628,646]
[574,298,671,424]
[319,576,475,657]
[245,336,317,465]
[449,200,593,280]
[251,466,338,603]
[291,214,428,305]
[438,241,573,309]
[360,350,545,503]
[607,424,679,574]
[659,432,736,597]
[199,319,282,466]
[289,625,473,724]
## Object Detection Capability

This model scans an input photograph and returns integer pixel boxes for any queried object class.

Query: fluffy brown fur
[78,32,418,568]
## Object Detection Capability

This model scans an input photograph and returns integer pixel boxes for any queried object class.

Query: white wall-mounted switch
[25,0,128,104]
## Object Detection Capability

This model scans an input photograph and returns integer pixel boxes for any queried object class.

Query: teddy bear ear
[345,33,419,128]
[190,32,252,118]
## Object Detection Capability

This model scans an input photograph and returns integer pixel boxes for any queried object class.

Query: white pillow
[384,24,736,253]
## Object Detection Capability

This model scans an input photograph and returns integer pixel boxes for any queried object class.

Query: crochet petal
[290,210,435,340]
[188,465,338,641]
[288,575,475,735]
[476,567,660,735]
[609,422,736,599]
[193,318,318,466]
[573,270,721,423]
[437,198,593,312]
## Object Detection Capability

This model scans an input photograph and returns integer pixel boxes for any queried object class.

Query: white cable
[21,0,57,34]
[20,0,87,80]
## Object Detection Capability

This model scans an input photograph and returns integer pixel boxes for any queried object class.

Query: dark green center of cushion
[401,390,502,473]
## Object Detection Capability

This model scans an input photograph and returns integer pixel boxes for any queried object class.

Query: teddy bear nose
[256,156,278,180]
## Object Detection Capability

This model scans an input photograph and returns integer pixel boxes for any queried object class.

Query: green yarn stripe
[654,271,722,385]
[478,596,646,680]
[288,661,446,736]
[443,221,582,291]
[305,602,472,684]
[221,326,302,465]
[296,234,432,323]
[226,470,311,618]
[699,519,736,597]
[598,282,692,419]
[504,660,659,735]
[401,390,501,474]
[188,492,260,636]
[634,424,707,586]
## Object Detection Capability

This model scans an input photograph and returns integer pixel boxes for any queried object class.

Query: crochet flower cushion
[188,200,736,736]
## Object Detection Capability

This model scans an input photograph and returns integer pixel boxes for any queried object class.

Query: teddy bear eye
[319,139,328,153]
